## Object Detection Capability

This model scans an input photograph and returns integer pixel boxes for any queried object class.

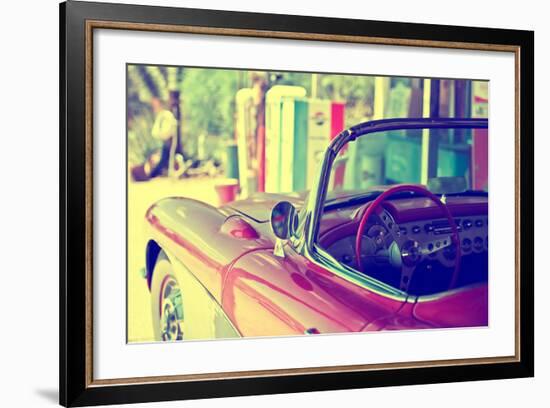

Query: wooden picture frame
[60,1,534,406]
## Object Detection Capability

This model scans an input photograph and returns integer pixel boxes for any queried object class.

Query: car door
[221,243,404,337]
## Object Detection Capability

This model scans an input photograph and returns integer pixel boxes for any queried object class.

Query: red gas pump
[471,81,489,191]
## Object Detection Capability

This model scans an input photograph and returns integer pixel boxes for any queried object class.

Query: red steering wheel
[355,184,461,292]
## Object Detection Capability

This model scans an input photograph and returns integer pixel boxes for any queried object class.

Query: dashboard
[323,204,488,272]
[388,214,488,267]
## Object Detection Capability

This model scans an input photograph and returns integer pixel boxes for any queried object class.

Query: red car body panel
[413,284,488,328]
[146,190,488,337]
[362,301,434,331]
[222,245,404,336]
[146,197,274,303]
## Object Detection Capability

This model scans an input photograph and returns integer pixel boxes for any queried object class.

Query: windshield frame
[303,117,489,254]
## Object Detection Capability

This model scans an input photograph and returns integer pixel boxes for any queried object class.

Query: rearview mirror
[270,201,297,240]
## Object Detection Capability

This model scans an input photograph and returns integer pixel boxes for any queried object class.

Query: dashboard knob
[473,237,484,251]
[400,240,421,266]
[443,244,457,260]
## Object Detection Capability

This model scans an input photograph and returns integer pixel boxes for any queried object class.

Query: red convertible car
[142,118,489,341]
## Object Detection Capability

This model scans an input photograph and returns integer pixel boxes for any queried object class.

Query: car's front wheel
[150,252,185,341]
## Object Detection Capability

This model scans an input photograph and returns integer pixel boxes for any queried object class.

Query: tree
[319,74,375,126]
[179,68,239,155]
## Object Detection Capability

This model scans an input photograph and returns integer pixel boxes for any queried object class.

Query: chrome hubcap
[160,278,184,341]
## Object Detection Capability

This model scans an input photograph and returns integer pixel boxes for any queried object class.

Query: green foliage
[272,71,311,89]
[319,74,375,127]
[127,110,163,166]
[127,64,174,165]
[127,66,161,165]
[180,68,239,151]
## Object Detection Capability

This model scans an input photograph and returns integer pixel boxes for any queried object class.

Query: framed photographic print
[60,0,534,406]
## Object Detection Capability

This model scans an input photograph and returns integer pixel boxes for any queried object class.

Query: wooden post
[421,79,440,185]
[311,73,318,99]
[252,73,268,192]
[373,76,390,119]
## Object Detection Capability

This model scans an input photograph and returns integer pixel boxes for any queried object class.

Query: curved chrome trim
[416,282,488,303]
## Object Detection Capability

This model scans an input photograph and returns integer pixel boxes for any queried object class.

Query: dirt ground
[127,176,220,343]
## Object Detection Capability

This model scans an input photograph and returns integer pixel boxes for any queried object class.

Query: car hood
[220,186,391,223]
[222,192,307,223]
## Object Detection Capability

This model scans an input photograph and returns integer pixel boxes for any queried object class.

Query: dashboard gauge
[326,235,379,269]
[360,236,378,258]
[359,236,385,269]
[400,240,421,266]
[462,238,472,252]
[473,236,484,251]
[443,243,457,260]
[367,225,388,248]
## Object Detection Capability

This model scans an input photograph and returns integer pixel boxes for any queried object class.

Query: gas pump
[265,85,345,193]
[471,81,489,191]
[265,85,307,193]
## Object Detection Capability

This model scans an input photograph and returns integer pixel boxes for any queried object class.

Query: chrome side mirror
[270,201,297,240]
